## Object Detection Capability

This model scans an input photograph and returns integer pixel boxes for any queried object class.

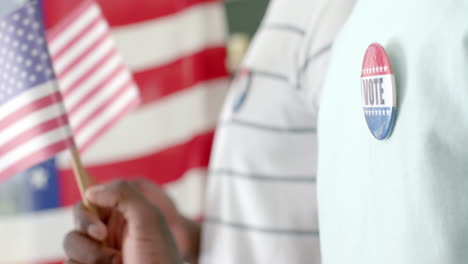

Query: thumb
[85,181,163,228]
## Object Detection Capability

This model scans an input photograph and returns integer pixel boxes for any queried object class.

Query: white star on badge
[30,168,49,190]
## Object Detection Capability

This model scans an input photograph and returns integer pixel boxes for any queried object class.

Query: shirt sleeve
[297,0,357,117]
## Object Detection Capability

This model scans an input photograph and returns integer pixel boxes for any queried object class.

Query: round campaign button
[361,43,397,140]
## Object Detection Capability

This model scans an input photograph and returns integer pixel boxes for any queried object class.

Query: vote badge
[361,43,396,140]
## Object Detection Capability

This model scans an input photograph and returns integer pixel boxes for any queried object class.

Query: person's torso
[318,1,468,263]
[200,0,356,263]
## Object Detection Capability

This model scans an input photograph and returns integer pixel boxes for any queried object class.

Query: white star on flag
[30,167,49,190]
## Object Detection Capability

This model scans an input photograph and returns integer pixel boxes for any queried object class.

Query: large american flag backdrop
[0,0,228,263]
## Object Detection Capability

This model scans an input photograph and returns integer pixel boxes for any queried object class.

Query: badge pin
[361,43,397,140]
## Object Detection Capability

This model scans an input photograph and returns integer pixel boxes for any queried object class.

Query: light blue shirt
[318,1,468,263]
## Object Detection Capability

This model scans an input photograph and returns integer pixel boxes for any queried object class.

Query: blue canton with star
[0,158,61,215]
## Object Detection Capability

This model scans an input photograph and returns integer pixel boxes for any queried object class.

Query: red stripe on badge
[361,43,394,78]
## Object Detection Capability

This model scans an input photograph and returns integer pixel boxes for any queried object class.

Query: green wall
[224,0,270,36]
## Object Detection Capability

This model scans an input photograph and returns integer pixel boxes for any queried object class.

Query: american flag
[0,1,73,182]
[0,0,229,262]
[46,0,140,152]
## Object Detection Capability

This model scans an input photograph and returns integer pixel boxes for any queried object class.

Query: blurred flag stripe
[50,15,101,62]
[135,46,227,106]
[0,91,61,131]
[75,87,138,146]
[68,64,126,115]
[67,64,129,121]
[0,114,68,155]
[52,21,108,73]
[61,48,119,97]
[73,79,133,133]
[72,79,228,166]
[44,0,219,28]
[54,22,108,77]
[60,129,214,206]
[1,102,67,147]
[0,135,73,182]
[47,0,97,45]
[65,129,214,191]
[111,2,226,71]
[71,71,130,126]
[99,0,219,26]
[79,98,139,152]
[1,127,71,170]
[0,83,59,122]
[0,207,73,263]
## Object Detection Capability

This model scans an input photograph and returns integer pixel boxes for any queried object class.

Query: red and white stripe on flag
[0,1,74,182]
[46,0,140,153]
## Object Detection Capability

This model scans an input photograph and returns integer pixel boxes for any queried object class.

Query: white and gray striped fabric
[199,1,356,263]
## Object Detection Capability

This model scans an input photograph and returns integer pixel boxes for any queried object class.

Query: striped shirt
[199,1,356,263]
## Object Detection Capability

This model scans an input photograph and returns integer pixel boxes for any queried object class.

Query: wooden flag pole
[70,145,98,215]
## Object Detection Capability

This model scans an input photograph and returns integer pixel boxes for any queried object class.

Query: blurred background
[0,0,268,263]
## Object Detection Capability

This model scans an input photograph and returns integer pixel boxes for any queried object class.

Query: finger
[85,180,161,225]
[130,178,151,192]
[64,231,119,264]
[130,179,170,206]
[73,202,107,241]
[130,179,182,226]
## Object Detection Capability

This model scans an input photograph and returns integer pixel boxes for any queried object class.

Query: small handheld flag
[0,1,96,212]
[46,0,140,153]
[0,1,74,182]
